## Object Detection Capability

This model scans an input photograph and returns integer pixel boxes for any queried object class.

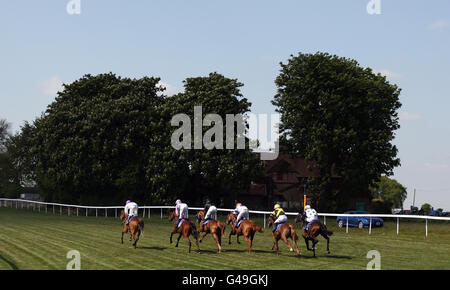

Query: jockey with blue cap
[124,200,138,225]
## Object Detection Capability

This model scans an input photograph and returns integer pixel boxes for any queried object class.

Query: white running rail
[1,198,449,236]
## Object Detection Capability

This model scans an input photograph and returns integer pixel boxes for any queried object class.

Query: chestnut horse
[168,210,200,253]
[267,215,300,256]
[119,210,144,249]
[196,210,226,253]
[226,212,263,253]
[295,212,333,257]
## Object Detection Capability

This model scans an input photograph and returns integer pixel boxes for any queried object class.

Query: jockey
[233,202,249,228]
[174,199,189,229]
[203,202,217,225]
[302,205,318,231]
[270,203,287,232]
[124,200,138,225]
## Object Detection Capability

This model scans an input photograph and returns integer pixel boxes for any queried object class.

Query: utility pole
[413,188,416,208]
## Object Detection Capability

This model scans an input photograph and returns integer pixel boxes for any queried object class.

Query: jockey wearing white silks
[233,203,249,226]
[305,205,318,223]
[204,205,217,221]
[124,200,138,225]
[175,199,189,220]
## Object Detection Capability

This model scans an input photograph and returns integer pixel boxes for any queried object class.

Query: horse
[295,212,333,257]
[267,215,300,256]
[226,211,263,253]
[119,209,144,249]
[196,210,226,253]
[168,210,200,253]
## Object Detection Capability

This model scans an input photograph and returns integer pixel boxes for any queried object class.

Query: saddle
[235,219,244,228]
[274,222,286,233]
[177,218,188,228]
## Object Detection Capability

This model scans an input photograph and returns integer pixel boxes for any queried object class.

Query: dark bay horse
[120,210,144,249]
[295,212,333,257]
[226,212,263,253]
[267,215,300,256]
[169,210,200,253]
[196,210,226,253]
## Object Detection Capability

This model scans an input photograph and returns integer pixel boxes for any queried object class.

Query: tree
[272,52,402,211]
[31,73,166,204]
[421,203,432,214]
[0,118,10,153]
[369,176,407,208]
[0,118,21,197]
[149,72,265,206]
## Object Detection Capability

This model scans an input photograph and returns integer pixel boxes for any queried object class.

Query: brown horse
[295,212,333,257]
[196,210,226,253]
[226,212,263,253]
[168,210,200,253]
[120,210,144,249]
[267,215,300,256]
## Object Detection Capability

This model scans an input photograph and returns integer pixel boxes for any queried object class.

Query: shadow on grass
[138,246,167,251]
[0,255,18,270]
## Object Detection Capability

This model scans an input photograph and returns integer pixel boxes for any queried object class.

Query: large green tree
[31,73,166,204]
[149,72,264,206]
[272,52,402,211]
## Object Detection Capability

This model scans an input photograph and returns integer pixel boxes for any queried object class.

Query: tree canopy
[8,72,264,206]
[272,52,402,211]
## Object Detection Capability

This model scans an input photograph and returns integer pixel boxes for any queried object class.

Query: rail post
[426,218,428,237]
[397,217,399,235]
[369,217,372,235]
[263,214,266,229]
[346,216,349,234]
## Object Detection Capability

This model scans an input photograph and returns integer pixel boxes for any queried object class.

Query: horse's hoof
[290,248,293,252]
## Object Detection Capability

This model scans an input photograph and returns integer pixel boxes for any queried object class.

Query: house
[238,152,325,210]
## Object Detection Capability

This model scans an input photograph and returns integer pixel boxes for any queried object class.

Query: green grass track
[0,207,449,270]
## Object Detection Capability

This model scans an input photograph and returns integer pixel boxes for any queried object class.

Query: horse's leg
[228,229,233,245]
[281,232,294,252]
[271,234,276,251]
[273,235,279,256]
[182,233,192,253]
[176,232,182,247]
[244,235,252,253]
[199,231,208,243]
[311,236,319,257]
[304,238,312,251]
[121,225,128,244]
[212,232,222,253]
[321,232,330,254]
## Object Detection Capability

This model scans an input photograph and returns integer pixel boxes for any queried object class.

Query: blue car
[336,211,384,229]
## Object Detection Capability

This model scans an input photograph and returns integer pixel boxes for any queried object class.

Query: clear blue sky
[1,0,449,210]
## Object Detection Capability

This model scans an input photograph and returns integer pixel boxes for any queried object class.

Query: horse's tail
[190,222,199,239]
[254,224,263,233]
[289,224,298,241]
[139,219,144,237]
[321,223,333,236]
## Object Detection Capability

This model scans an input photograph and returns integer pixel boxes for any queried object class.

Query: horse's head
[168,210,176,222]
[196,210,205,224]
[120,209,127,222]
[267,215,275,227]
[226,211,235,225]
[295,212,304,224]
